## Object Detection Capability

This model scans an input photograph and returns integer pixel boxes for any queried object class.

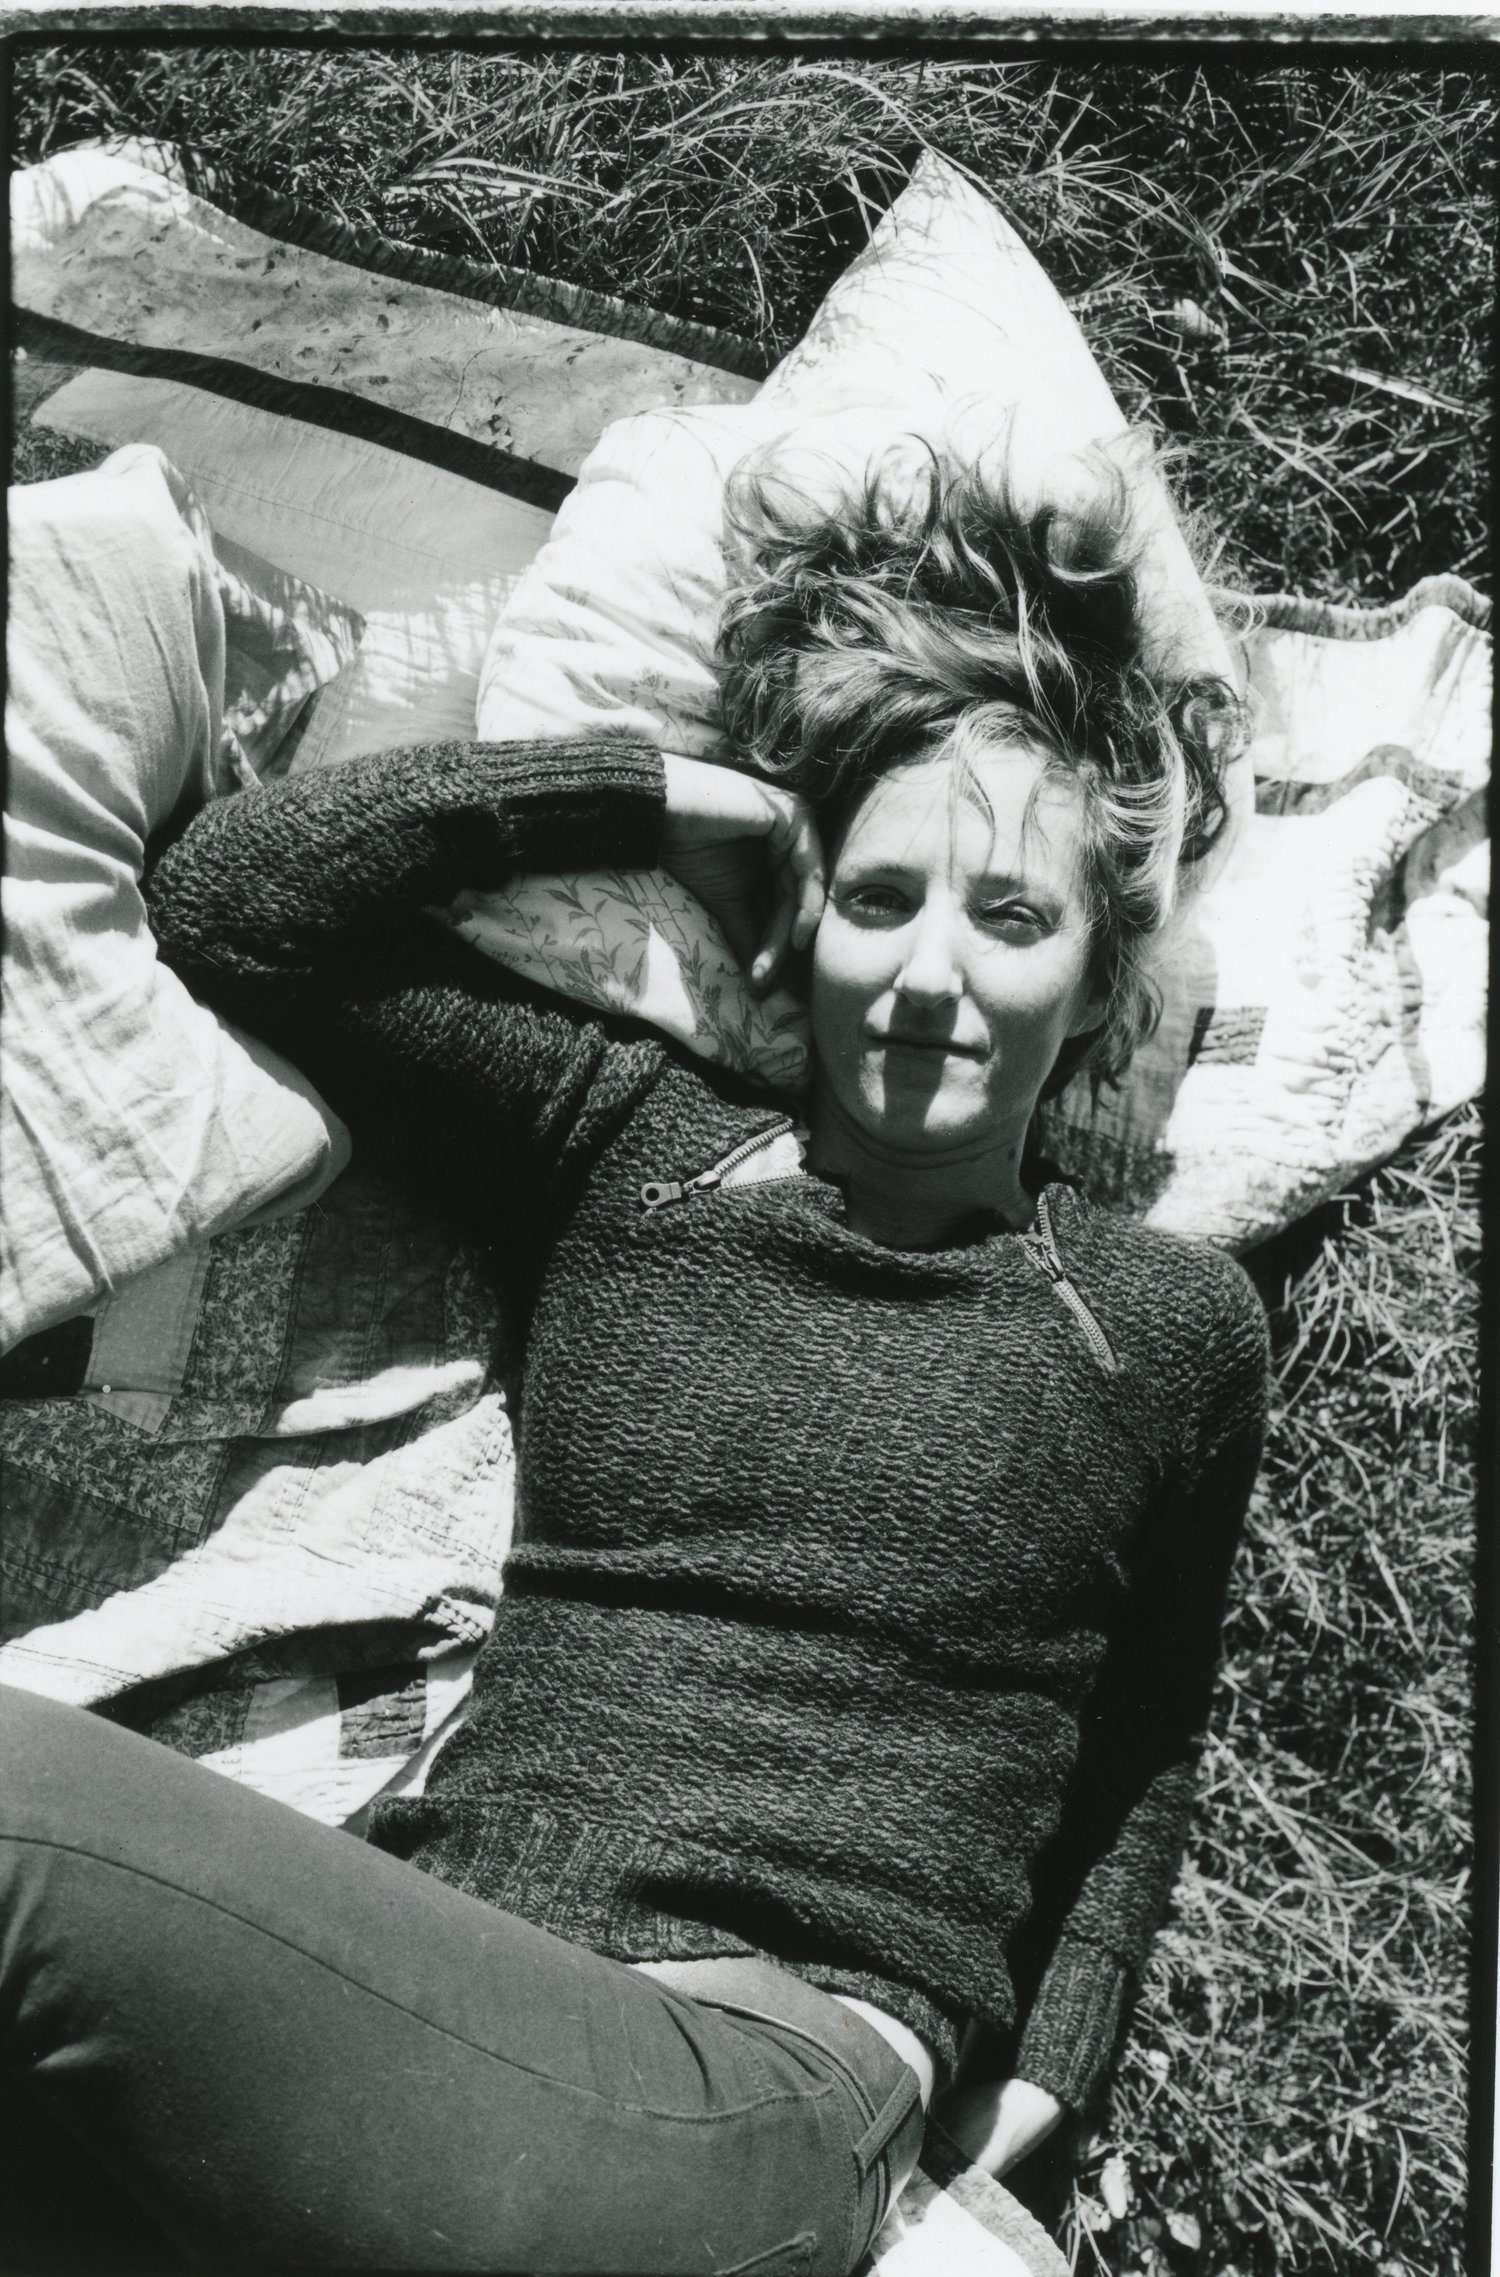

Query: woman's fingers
[660,757,825,992]
[780,796,827,951]
[751,791,825,993]
[750,893,793,994]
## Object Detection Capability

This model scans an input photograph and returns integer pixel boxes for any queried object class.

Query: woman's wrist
[934,2073,1066,2179]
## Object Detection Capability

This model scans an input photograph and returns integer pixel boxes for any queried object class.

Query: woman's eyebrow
[970,867,1060,903]
[832,851,922,880]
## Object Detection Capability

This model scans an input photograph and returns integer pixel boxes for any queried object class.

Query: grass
[1099,1113,1480,2277]
[8,43,1488,2277]
[12,47,1493,605]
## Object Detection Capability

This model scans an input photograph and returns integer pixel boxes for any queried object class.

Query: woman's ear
[1064,933,1113,1044]
[1065,978,1109,1041]
[1039,1023,1102,1101]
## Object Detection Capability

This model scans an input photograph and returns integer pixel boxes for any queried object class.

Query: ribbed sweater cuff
[455,736,667,875]
[1012,1936,1132,2114]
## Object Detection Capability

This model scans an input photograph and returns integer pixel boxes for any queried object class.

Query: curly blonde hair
[716,435,1243,1086]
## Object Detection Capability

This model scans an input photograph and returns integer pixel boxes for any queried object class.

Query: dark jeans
[0,1686,924,2275]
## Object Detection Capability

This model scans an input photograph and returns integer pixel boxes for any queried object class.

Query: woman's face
[809,738,1104,1155]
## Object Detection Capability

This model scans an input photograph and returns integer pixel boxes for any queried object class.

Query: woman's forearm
[144,738,671,1251]
[147,736,667,1000]
[1013,1280,1269,2115]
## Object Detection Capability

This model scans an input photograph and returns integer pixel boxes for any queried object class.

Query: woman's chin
[861,1083,996,1156]
[818,1056,1003,1158]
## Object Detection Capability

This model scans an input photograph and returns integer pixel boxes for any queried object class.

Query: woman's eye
[975,902,1046,937]
[838,883,909,920]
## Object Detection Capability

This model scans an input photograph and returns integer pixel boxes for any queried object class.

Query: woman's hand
[660,754,825,993]
[934,2075,1065,2181]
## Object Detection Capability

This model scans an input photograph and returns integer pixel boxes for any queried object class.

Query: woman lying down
[0,441,1268,2275]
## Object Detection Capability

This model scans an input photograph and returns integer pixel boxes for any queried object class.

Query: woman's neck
[807,1080,1036,1250]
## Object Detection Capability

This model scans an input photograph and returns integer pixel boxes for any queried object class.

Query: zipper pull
[640,1117,796,1214]
[640,1169,723,1213]
[1023,1231,1063,1281]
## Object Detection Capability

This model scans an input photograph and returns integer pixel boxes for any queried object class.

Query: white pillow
[467,153,1249,1086]
[2,445,357,1349]
[477,151,1241,746]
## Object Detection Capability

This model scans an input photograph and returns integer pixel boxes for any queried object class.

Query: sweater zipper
[644,1143,1116,1374]
[1021,1190,1118,1378]
[640,1116,797,1214]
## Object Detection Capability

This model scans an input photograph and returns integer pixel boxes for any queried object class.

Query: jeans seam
[837,2069,877,2274]
[708,2005,899,2270]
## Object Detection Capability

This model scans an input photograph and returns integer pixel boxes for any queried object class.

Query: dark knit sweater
[149,736,1269,2110]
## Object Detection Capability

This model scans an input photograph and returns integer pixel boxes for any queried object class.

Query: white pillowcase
[467,153,1248,1087]
[477,152,1241,748]
[2,445,357,1350]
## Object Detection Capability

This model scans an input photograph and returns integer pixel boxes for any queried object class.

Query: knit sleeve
[1012,1257,1270,2114]
[147,736,669,1262]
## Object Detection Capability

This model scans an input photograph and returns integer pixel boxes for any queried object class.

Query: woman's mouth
[871,1028,986,1060]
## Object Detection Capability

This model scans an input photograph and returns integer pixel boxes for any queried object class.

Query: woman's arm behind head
[147,737,672,1272]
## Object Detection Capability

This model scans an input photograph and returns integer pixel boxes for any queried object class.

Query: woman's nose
[894,898,963,1006]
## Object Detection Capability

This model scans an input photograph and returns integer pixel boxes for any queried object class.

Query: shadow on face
[808,732,1106,1160]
